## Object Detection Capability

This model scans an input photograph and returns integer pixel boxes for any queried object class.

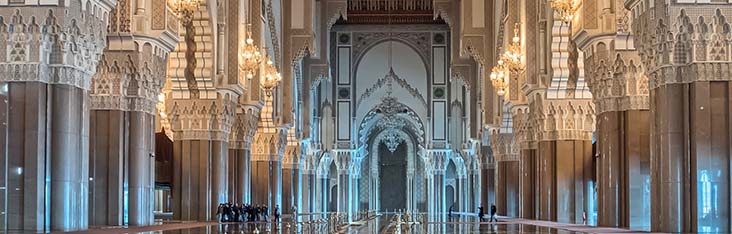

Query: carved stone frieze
[511,105,536,150]
[582,39,649,114]
[91,45,169,113]
[529,99,595,142]
[229,106,261,150]
[166,95,237,141]
[425,149,450,174]
[351,31,432,66]
[490,133,520,162]
[355,69,429,111]
[0,6,112,90]
[251,126,288,162]
[629,3,732,88]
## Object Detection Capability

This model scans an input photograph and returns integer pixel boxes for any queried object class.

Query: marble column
[128,112,156,226]
[229,108,259,205]
[627,2,732,232]
[532,99,595,224]
[50,84,88,231]
[250,127,287,217]
[480,146,495,211]
[0,3,113,231]
[168,98,236,221]
[576,22,652,228]
[0,84,6,230]
[491,133,520,217]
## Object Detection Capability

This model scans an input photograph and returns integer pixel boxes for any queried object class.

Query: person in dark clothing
[490,203,497,222]
[263,204,269,221]
[478,205,485,222]
[274,205,281,222]
[233,203,240,222]
[216,204,224,222]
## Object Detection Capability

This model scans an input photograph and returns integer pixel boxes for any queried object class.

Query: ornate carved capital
[0,7,110,90]
[511,104,536,150]
[166,96,237,141]
[229,105,261,150]
[629,3,732,88]
[251,127,288,162]
[530,99,596,142]
[490,133,519,162]
[426,149,451,174]
[582,36,649,114]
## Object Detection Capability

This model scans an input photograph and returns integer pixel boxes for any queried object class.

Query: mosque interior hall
[0,0,731,233]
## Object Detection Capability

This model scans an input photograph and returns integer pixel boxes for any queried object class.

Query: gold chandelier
[550,0,577,23]
[261,59,281,93]
[502,23,524,74]
[240,25,264,80]
[489,59,509,97]
[168,0,199,23]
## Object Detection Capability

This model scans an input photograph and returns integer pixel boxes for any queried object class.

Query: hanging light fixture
[168,0,200,24]
[550,0,577,23]
[489,59,509,96]
[261,58,281,93]
[240,24,264,79]
[502,23,524,74]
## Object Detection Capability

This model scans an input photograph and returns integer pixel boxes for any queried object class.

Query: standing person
[448,204,454,219]
[490,203,497,222]
[274,205,281,222]
[263,204,269,222]
[477,204,485,222]
[216,203,223,222]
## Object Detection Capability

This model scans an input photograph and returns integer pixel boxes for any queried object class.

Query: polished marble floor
[110,214,638,234]
[1,214,646,233]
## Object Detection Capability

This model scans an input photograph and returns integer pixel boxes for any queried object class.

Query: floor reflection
[135,215,585,234]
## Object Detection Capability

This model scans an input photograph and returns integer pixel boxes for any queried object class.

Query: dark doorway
[378,142,407,212]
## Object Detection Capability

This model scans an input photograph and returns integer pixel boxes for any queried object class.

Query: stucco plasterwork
[582,39,649,114]
[0,6,111,90]
[490,133,519,162]
[167,95,237,141]
[530,99,595,142]
[629,4,732,88]
[229,106,261,150]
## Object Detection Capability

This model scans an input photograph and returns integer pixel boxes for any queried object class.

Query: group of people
[478,203,498,222]
[216,203,281,222]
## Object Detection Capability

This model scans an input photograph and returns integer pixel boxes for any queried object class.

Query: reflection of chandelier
[550,0,577,23]
[168,0,199,24]
[503,23,524,74]
[261,59,281,93]
[489,59,509,96]
[383,130,403,153]
[239,25,263,80]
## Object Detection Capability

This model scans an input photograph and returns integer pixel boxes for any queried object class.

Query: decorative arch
[357,97,427,150]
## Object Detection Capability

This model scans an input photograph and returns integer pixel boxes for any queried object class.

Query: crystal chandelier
[489,59,509,96]
[240,25,263,79]
[502,23,524,74]
[168,0,199,24]
[261,59,281,93]
[550,0,577,23]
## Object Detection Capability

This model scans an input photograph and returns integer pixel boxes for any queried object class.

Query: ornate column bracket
[490,133,520,162]
[333,149,353,175]
[229,106,261,150]
[511,104,536,150]
[0,6,112,90]
[251,127,288,161]
[426,149,451,174]
[531,99,595,142]
[167,96,237,142]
